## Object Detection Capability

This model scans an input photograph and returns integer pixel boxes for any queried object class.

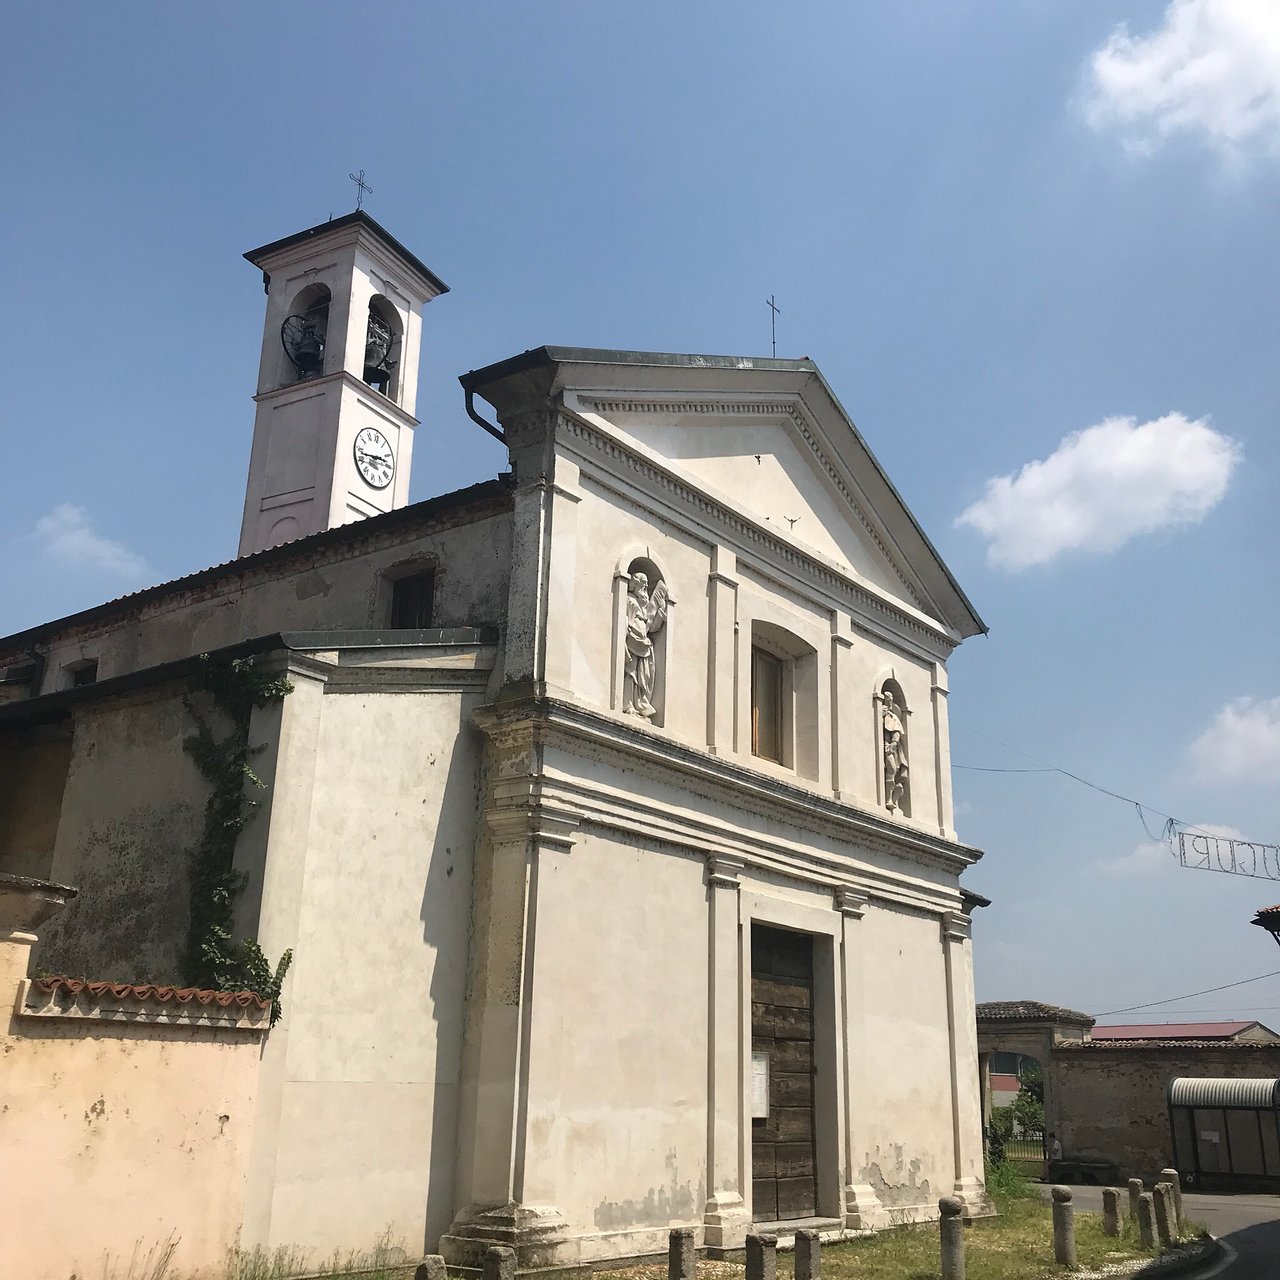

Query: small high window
[751,647,784,763]
[62,659,98,689]
[390,571,435,630]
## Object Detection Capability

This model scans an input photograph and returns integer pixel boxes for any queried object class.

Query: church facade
[0,214,990,1267]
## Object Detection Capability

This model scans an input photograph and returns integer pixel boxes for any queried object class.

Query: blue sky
[3,2,1279,1023]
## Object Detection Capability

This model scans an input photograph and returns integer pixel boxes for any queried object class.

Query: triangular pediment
[461,348,984,638]
[578,395,919,604]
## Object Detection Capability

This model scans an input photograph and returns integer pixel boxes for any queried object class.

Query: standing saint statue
[623,571,668,719]
[881,689,909,813]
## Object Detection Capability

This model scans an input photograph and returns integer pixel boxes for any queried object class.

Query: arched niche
[278,283,332,386]
[875,675,911,817]
[611,552,673,727]
[364,294,404,401]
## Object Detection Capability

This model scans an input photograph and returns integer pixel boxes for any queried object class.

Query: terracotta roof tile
[976,1000,1094,1027]
[35,977,270,1011]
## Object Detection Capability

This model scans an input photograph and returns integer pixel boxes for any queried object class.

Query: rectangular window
[390,571,435,630]
[751,647,783,763]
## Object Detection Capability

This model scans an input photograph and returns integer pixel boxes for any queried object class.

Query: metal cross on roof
[349,169,373,211]
[766,294,780,357]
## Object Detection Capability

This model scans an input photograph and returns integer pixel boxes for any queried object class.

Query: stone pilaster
[941,911,992,1217]
[829,616,854,799]
[542,458,583,699]
[704,853,750,1249]
[706,548,738,753]
[836,886,887,1230]
[930,664,953,838]
[442,751,579,1268]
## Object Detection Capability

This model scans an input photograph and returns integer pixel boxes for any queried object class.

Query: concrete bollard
[745,1233,778,1280]
[483,1246,516,1280]
[1160,1168,1184,1234]
[414,1259,447,1280]
[1101,1188,1123,1237]
[795,1229,821,1280]
[1051,1186,1076,1267]
[1153,1183,1174,1248]
[668,1228,696,1280]
[939,1196,965,1280]
[1137,1193,1156,1249]
[1127,1177,1144,1224]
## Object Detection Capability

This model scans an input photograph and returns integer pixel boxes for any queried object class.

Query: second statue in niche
[623,571,669,719]
[882,690,909,814]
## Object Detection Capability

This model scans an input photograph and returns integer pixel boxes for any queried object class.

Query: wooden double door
[750,925,818,1222]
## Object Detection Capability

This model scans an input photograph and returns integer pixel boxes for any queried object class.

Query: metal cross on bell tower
[349,169,373,211]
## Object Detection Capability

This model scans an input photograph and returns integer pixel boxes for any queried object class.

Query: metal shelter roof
[1169,1078,1280,1110]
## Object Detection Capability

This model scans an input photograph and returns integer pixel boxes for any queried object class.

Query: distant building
[1092,1021,1280,1044]
[977,1001,1280,1180]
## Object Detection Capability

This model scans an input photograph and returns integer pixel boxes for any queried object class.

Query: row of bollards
[464,1171,1185,1280]
[1105,1169,1184,1250]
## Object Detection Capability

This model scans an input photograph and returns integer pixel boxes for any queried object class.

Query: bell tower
[238,212,448,557]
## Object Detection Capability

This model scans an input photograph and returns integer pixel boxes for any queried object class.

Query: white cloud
[1100,823,1243,875]
[955,413,1240,570]
[1084,1,1280,159]
[32,504,151,578]
[1189,697,1280,780]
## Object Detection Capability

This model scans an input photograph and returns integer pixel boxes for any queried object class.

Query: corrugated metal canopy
[1169,1078,1280,1109]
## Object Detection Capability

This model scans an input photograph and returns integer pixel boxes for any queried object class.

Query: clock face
[353,427,395,490]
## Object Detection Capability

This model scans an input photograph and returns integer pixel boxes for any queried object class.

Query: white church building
[0,212,991,1271]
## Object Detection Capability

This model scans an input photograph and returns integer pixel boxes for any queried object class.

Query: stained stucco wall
[250,684,485,1256]
[18,501,512,693]
[0,989,262,1279]
[855,900,956,1209]
[1057,1044,1280,1177]
[521,830,711,1243]
[0,728,72,878]
[33,687,207,983]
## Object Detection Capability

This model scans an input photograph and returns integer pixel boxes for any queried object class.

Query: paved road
[1036,1185,1280,1278]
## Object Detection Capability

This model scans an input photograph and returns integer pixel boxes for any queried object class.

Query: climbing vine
[183,654,294,1025]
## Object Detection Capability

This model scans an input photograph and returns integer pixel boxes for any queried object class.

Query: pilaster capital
[485,800,581,854]
[706,852,746,889]
[835,885,869,918]
[941,910,972,942]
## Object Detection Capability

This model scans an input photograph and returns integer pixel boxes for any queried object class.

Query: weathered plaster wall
[1,997,262,1279]
[0,727,72,878]
[855,901,955,1211]
[522,830,710,1246]
[1056,1044,1280,1177]
[16,502,511,693]
[34,687,207,982]
[251,684,485,1256]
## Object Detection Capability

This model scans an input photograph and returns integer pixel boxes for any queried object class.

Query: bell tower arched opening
[363,295,403,401]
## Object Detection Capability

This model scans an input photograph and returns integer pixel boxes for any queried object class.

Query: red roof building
[1091,1021,1280,1043]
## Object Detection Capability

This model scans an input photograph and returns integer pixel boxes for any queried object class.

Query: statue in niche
[622,571,669,719]
[881,689,909,813]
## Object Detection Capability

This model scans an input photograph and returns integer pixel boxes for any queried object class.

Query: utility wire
[1096,970,1280,1017]
[953,727,1227,842]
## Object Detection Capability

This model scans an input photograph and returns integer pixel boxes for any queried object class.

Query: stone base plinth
[440,1202,574,1270]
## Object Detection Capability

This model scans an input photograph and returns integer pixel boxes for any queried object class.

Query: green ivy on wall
[183,654,294,1025]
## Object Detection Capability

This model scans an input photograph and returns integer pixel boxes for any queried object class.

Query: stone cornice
[556,409,958,658]
[253,369,420,429]
[472,696,982,882]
